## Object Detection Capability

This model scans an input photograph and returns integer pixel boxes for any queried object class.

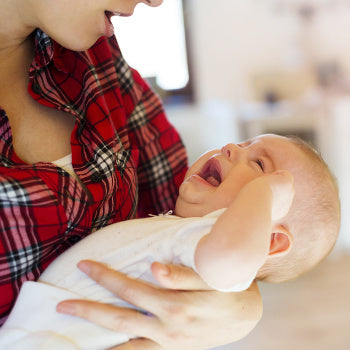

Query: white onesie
[0,209,255,350]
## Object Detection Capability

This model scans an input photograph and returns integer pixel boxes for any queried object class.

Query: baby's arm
[195,171,294,291]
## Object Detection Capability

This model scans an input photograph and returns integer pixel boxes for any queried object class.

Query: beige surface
[252,70,317,101]
[214,253,350,350]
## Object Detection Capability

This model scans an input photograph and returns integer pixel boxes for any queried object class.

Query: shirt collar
[29,29,54,74]
[29,29,70,76]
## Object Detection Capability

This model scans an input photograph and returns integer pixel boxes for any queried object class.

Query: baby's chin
[174,200,195,218]
[174,199,217,218]
[174,199,185,217]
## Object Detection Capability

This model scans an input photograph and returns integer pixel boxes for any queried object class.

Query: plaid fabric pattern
[0,30,188,324]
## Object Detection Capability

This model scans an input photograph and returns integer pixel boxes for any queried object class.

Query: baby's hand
[267,170,295,221]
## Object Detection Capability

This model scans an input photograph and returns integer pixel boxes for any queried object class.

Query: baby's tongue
[206,176,220,187]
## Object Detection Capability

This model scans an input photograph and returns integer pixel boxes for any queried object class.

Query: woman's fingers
[58,260,263,350]
[110,338,161,350]
[151,262,211,290]
[57,300,160,338]
[76,260,166,313]
[74,260,190,319]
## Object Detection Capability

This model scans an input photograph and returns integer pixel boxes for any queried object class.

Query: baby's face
[175,134,307,217]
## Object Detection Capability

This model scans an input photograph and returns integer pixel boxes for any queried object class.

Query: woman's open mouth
[198,158,222,187]
[105,10,131,19]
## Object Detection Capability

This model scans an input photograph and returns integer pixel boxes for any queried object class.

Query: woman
[0,0,262,348]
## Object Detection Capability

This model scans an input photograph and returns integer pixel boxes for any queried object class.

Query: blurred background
[113,0,350,348]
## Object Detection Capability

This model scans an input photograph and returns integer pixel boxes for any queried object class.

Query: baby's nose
[221,143,243,161]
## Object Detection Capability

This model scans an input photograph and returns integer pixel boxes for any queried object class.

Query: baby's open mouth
[199,158,222,187]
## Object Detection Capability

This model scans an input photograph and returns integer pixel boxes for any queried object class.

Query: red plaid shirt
[0,30,188,324]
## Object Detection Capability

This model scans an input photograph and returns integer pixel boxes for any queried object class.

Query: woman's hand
[57,260,262,350]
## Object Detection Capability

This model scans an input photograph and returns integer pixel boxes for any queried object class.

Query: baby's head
[257,136,340,283]
[176,134,340,283]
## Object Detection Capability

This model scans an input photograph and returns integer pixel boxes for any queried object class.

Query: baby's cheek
[178,181,190,198]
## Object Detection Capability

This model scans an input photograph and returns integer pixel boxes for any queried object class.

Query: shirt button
[68,235,81,244]
[32,82,42,94]
[91,172,103,183]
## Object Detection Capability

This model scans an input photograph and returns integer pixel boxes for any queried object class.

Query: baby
[0,134,340,350]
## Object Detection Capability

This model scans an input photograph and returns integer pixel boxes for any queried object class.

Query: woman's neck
[1,0,36,45]
[0,37,34,102]
[0,0,36,90]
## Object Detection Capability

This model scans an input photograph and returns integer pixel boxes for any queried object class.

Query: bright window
[112,0,190,92]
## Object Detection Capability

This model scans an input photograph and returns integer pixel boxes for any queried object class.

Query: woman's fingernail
[78,261,91,275]
[160,264,170,276]
[57,303,75,315]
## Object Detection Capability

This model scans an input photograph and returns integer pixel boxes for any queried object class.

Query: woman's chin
[58,35,101,52]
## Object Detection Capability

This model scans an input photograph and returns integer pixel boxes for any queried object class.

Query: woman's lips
[104,10,133,37]
[105,10,132,18]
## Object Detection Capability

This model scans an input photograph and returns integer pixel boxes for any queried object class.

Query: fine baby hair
[257,136,341,284]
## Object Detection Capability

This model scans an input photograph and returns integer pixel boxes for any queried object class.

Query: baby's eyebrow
[241,139,276,168]
[259,145,276,170]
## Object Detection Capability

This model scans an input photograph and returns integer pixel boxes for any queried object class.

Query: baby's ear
[269,225,293,256]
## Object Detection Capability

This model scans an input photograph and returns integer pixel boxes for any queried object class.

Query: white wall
[311,6,350,78]
[188,0,299,102]
[326,98,350,251]
[186,0,350,103]
[166,101,239,164]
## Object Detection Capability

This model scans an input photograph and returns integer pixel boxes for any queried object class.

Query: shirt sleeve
[130,73,188,216]
[0,282,128,349]
[0,174,51,323]
[0,171,82,325]
[107,35,188,216]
